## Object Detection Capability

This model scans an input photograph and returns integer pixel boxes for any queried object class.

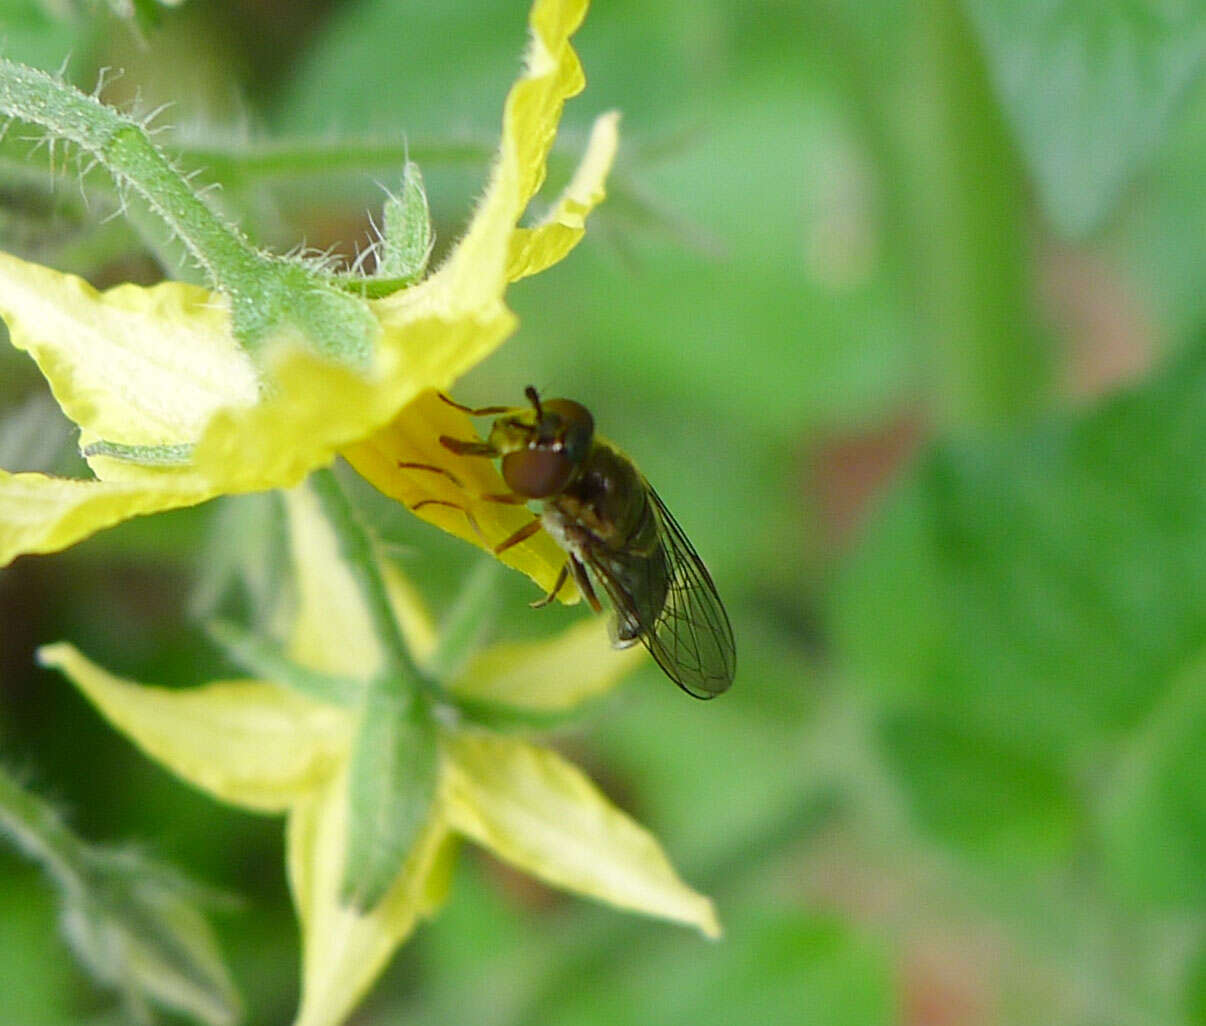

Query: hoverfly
[426,387,735,699]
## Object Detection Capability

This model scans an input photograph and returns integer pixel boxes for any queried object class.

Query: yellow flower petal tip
[37,642,349,813]
[443,734,722,939]
[508,109,621,282]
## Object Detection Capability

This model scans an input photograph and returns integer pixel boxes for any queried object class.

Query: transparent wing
[587,484,736,699]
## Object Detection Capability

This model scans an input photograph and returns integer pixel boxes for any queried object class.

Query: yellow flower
[39,483,719,1026]
[0,0,615,598]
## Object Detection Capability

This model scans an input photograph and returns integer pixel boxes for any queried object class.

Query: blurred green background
[1,0,1204,1023]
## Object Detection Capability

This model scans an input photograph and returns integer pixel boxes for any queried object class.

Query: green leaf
[66,848,242,1026]
[834,337,1206,874]
[1097,654,1206,906]
[82,441,196,465]
[0,764,241,1026]
[423,560,504,682]
[189,492,291,628]
[206,619,362,707]
[341,690,439,909]
[879,711,1078,864]
[964,0,1206,236]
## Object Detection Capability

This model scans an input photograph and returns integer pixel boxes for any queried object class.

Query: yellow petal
[0,348,410,566]
[38,643,350,813]
[0,468,219,566]
[427,0,588,309]
[344,389,576,600]
[283,484,385,680]
[512,0,589,209]
[368,0,592,370]
[507,110,620,282]
[443,732,720,938]
[0,251,258,448]
[189,346,394,492]
[287,766,454,1026]
[450,615,643,710]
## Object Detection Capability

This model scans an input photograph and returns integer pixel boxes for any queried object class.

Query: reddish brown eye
[502,449,574,498]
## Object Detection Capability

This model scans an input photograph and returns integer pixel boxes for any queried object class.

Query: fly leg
[531,562,570,608]
[439,436,498,458]
[396,462,463,487]
[437,393,519,418]
[492,518,543,555]
[568,554,603,614]
[401,435,543,552]
[409,498,487,544]
[399,460,529,508]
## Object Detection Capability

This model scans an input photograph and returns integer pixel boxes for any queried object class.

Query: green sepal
[0,765,241,1026]
[377,161,434,284]
[67,846,242,1026]
[206,619,363,708]
[83,440,196,466]
[341,687,439,910]
[454,695,588,733]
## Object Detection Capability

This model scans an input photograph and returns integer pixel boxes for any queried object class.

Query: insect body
[437,387,735,699]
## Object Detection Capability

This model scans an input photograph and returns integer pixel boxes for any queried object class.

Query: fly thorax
[538,503,581,554]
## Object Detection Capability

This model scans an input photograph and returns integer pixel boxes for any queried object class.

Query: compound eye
[502,448,574,498]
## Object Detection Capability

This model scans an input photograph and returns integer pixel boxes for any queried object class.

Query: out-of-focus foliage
[0,0,1203,1024]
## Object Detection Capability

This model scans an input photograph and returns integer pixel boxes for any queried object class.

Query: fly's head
[489,386,596,498]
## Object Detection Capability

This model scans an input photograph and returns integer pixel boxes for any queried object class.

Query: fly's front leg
[439,436,498,458]
[399,457,529,509]
[437,393,519,418]
[410,498,487,543]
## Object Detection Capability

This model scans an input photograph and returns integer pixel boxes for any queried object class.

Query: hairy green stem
[0,59,379,364]
[0,59,260,293]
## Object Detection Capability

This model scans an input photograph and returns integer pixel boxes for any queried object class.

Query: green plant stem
[307,468,428,696]
[0,59,378,363]
[901,0,1047,428]
[0,763,86,894]
[0,59,260,294]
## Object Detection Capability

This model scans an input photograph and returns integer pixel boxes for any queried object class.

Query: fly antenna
[525,385,544,420]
